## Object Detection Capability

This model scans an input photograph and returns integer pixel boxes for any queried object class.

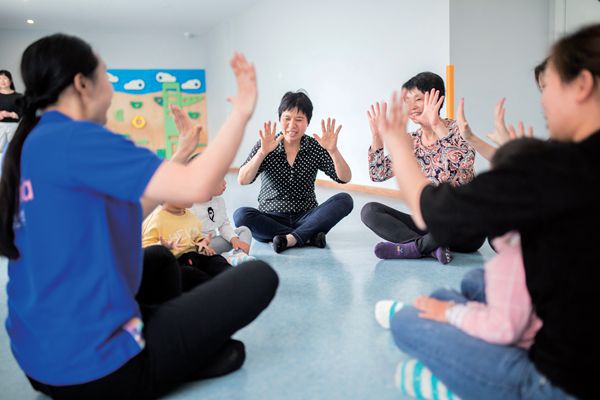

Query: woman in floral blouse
[361,72,484,264]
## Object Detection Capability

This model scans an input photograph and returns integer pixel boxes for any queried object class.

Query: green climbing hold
[188,112,200,119]
[154,97,163,106]
[130,101,143,109]
[115,109,124,122]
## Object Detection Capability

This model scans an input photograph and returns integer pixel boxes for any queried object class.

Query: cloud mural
[107,72,119,83]
[124,79,145,90]
[156,72,177,83]
[182,79,201,90]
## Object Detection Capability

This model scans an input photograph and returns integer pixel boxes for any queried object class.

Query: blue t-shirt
[6,111,162,385]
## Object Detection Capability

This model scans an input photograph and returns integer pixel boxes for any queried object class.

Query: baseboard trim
[227,167,402,199]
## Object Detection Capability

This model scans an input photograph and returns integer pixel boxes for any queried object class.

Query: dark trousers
[28,247,279,400]
[361,202,485,254]
[137,245,233,296]
[233,193,353,246]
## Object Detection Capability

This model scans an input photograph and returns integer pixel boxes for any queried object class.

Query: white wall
[0,29,208,95]
[552,0,600,39]
[204,0,450,189]
[1,0,561,184]
[449,0,551,174]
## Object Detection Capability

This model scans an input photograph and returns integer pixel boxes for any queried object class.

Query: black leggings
[361,202,485,254]
[139,245,232,298]
[28,247,279,400]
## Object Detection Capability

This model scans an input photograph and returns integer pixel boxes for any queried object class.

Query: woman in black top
[0,70,24,151]
[234,91,354,253]
[377,24,599,399]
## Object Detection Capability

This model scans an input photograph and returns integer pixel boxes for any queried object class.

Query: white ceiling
[0,0,260,34]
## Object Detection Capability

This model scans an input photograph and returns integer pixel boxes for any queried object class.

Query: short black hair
[402,72,446,111]
[491,138,547,169]
[278,90,313,123]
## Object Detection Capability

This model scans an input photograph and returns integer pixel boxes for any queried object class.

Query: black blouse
[420,132,600,399]
[242,133,345,213]
[0,92,24,123]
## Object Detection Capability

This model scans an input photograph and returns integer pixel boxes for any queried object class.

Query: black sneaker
[309,232,327,248]
[272,235,288,253]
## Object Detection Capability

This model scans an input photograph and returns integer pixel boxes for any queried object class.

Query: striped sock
[374,300,404,329]
[394,359,459,400]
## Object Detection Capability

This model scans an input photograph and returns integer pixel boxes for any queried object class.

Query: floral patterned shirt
[368,119,475,187]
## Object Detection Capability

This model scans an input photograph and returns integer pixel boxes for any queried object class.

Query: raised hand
[313,118,342,153]
[508,121,534,140]
[486,98,512,146]
[259,121,283,155]
[414,88,445,128]
[171,104,201,154]
[367,102,387,138]
[414,296,453,322]
[487,99,534,145]
[456,97,475,141]
[377,89,410,140]
[226,52,257,118]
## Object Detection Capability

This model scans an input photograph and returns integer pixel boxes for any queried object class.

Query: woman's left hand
[414,296,453,322]
[314,118,342,153]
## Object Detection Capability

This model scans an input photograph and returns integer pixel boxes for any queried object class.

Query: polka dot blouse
[242,133,346,213]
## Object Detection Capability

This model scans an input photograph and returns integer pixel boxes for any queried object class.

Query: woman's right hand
[259,121,283,156]
[227,52,257,119]
[367,102,387,138]
[457,97,475,141]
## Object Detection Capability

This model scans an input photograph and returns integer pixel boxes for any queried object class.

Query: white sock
[375,300,404,329]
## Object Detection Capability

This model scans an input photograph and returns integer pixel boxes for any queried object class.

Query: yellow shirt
[141,207,204,257]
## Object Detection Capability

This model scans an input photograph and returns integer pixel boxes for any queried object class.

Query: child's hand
[414,296,454,323]
[195,233,214,255]
[230,237,250,254]
[201,246,216,256]
[159,236,187,252]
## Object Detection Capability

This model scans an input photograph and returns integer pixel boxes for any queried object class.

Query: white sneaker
[375,300,404,329]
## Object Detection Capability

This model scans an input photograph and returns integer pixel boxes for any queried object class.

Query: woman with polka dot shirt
[234,91,353,253]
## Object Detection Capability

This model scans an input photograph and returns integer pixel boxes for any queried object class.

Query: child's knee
[390,307,422,349]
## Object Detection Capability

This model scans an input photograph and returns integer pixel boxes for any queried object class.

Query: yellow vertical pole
[446,64,454,120]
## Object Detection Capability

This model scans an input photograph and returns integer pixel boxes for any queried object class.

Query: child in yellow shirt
[142,199,231,291]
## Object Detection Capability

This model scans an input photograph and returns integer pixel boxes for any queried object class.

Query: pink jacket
[446,232,543,349]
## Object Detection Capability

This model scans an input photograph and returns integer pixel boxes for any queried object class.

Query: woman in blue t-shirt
[0,33,279,399]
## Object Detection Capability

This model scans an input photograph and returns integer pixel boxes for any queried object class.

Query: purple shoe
[374,241,422,260]
[430,247,452,264]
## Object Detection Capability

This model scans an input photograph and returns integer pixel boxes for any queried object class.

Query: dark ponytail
[0,34,98,259]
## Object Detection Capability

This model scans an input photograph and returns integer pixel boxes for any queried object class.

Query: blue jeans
[390,274,573,400]
[233,193,353,246]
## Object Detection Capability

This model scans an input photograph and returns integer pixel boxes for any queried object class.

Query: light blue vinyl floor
[0,174,494,400]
